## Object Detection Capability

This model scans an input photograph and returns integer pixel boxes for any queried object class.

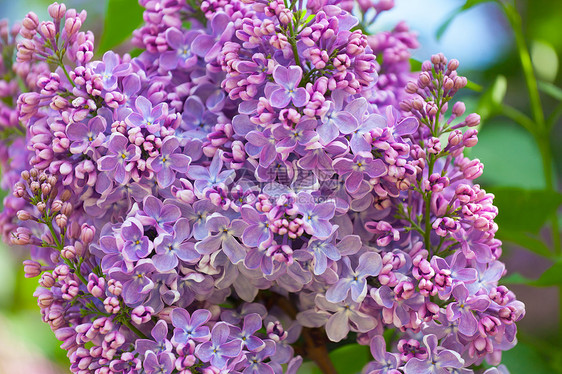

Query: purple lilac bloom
[147,137,191,188]
[269,66,310,108]
[326,252,383,303]
[171,308,211,344]
[160,28,199,70]
[92,51,131,91]
[97,133,141,184]
[136,195,181,235]
[121,217,153,262]
[446,284,491,336]
[195,322,243,369]
[66,115,106,155]
[403,334,464,374]
[4,3,524,373]
[126,96,167,133]
[229,313,265,352]
[153,218,200,271]
[295,192,336,239]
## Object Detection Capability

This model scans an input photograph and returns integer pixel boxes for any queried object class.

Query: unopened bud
[23,260,41,278]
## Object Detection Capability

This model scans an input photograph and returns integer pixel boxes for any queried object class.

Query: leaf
[465,79,483,92]
[502,341,555,374]
[409,58,422,72]
[496,230,553,258]
[500,272,535,286]
[531,40,559,83]
[533,261,562,286]
[477,75,507,121]
[97,0,145,52]
[538,81,562,101]
[436,0,496,40]
[500,262,562,287]
[328,344,370,374]
[469,121,545,189]
[488,187,562,233]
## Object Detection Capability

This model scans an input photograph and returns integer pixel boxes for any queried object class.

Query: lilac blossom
[136,196,181,234]
[153,218,200,271]
[92,51,131,91]
[186,150,235,194]
[171,308,211,344]
[66,115,106,155]
[365,336,401,374]
[403,334,464,374]
[446,284,491,336]
[147,137,191,188]
[5,3,524,374]
[97,133,141,184]
[326,252,382,303]
[143,351,175,374]
[136,320,173,355]
[121,217,153,262]
[109,260,155,305]
[229,313,265,352]
[160,28,199,70]
[295,192,336,239]
[195,322,243,369]
[126,96,167,133]
[333,153,387,193]
[194,214,247,264]
[269,66,310,108]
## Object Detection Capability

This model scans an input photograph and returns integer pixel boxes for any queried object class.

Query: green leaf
[538,81,562,101]
[496,230,553,258]
[468,121,545,189]
[97,0,144,52]
[533,261,562,286]
[477,75,507,121]
[501,263,562,287]
[465,79,483,92]
[436,0,496,40]
[500,272,535,285]
[409,58,422,72]
[328,344,370,374]
[531,40,559,83]
[489,187,562,233]
[502,341,555,374]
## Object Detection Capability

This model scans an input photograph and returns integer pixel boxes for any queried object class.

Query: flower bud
[452,101,466,117]
[131,306,154,325]
[48,2,67,20]
[80,223,95,244]
[17,210,33,221]
[40,272,56,288]
[465,113,481,127]
[23,260,42,278]
[61,245,77,260]
[55,213,68,228]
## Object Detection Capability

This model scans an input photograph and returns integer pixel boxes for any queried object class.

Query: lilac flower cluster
[2,1,524,373]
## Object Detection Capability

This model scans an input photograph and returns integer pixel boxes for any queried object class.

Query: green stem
[59,60,76,89]
[501,1,544,129]
[424,155,436,251]
[500,104,536,134]
[547,102,562,130]
[287,22,302,69]
[123,319,149,339]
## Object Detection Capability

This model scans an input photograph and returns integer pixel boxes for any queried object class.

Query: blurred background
[0,0,561,372]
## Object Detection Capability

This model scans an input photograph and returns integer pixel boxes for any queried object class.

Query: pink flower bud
[80,223,95,244]
[131,305,153,324]
[465,113,481,127]
[103,297,120,314]
[48,2,67,20]
[23,260,42,277]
